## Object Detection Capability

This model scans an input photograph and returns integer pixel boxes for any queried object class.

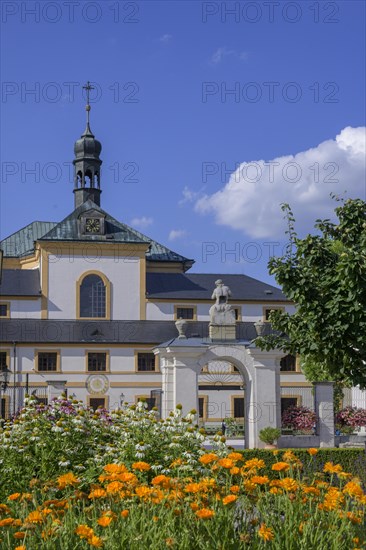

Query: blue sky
[1,0,365,284]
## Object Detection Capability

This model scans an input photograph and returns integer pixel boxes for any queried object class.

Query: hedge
[234,448,366,483]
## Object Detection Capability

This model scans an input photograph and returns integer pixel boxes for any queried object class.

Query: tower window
[79,274,106,318]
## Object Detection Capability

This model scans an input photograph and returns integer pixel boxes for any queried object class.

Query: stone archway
[155,342,282,449]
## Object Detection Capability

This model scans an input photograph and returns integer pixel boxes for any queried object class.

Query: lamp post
[0,367,10,420]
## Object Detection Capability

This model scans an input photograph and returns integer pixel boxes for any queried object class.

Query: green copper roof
[1,201,194,267]
[0,221,57,257]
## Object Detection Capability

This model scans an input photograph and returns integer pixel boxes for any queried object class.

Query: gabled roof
[146,273,287,301]
[0,269,41,297]
[0,201,193,266]
[39,200,150,244]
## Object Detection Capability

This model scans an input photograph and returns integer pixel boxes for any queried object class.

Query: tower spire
[73,82,103,209]
[82,81,95,136]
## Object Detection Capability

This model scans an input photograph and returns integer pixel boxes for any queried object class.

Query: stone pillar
[47,380,67,403]
[160,357,175,419]
[248,349,282,448]
[352,387,366,435]
[314,382,334,448]
[156,348,202,419]
[174,361,199,417]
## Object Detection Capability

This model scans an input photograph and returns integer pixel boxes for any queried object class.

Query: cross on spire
[82,81,95,125]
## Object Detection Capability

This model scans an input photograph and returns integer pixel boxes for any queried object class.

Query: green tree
[257,198,366,388]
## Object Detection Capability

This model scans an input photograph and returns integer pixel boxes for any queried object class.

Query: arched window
[79,273,109,318]
[280,354,297,372]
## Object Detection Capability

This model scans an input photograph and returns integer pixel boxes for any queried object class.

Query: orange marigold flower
[320,488,344,511]
[119,472,138,484]
[106,481,123,494]
[199,453,218,465]
[258,523,274,541]
[282,451,302,467]
[243,458,265,471]
[230,467,240,475]
[218,458,234,469]
[132,462,150,471]
[121,510,129,518]
[195,508,215,519]
[57,472,79,489]
[88,535,103,548]
[0,517,15,527]
[88,489,107,499]
[26,511,43,524]
[270,487,282,495]
[8,493,21,501]
[222,495,238,506]
[343,481,364,499]
[152,475,171,488]
[346,512,362,525]
[97,516,112,527]
[15,546,26,550]
[251,476,269,485]
[14,532,26,540]
[75,524,94,539]
[278,478,298,492]
[227,452,243,462]
[243,480,256,492]
[0,504,11,514]
[165,538,175,547]
[135,486,151,499]
[323,462,343,475]
[272,462,290,472]
[184,483,201,494]
[308,448,318,456]
[230,485,240,494]
[190,503,199,511]
[103,463,127,475]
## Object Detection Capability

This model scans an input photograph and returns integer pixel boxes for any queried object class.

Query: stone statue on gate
[209,279,236,326]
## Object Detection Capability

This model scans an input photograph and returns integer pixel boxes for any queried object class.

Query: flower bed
[0,397,365,549]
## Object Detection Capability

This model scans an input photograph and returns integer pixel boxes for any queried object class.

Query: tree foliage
[257,198,366,388]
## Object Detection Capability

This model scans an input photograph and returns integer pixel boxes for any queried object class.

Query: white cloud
[195,127,366,238]
[210,47,248,65]
[130,216,153,229]
[169,229,187,241]
[160,34,172,43]
[179,186,201,205]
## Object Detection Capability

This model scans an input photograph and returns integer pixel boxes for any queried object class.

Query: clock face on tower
[85,218,101,234]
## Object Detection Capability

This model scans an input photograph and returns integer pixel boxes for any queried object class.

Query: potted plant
[259,427,281,449]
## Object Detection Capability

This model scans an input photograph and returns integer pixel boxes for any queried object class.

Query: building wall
[7,299,41,319]
[47,254,141,320]
[146,301,296,321]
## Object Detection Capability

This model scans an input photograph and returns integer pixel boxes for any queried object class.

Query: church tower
[73,82,103,209]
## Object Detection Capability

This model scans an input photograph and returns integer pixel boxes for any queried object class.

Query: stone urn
[254,320,266,337]
[175,318,188,339]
